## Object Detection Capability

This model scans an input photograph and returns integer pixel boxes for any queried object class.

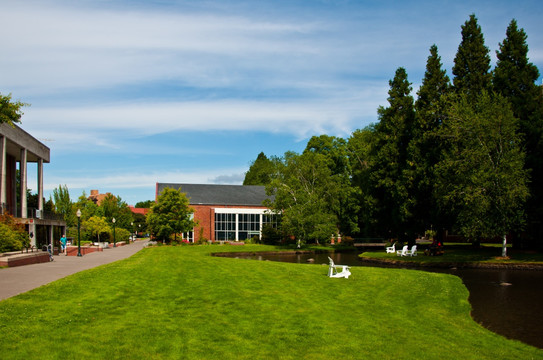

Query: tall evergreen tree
[52,185,74,226]
[410,45,451,234]
[371,67,416,240]
[416,45,451,119]
[452,14,492,96]
[493,19,543,248]
[243,152,274,186]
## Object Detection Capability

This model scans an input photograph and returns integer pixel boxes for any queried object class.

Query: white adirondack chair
[396,245,409,256]
[406,245,417,257]
[386,244,396,253]
[328,257,351,279]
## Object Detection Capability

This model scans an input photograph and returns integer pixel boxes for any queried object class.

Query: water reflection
[229,251,543,349]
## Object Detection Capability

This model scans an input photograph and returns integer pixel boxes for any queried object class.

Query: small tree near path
[83,216,111,243]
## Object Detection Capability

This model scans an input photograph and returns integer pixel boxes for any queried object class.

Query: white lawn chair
[386,244,396,253]
[406,245,417,257]
[396,245,409,256]
[328,257,351,279]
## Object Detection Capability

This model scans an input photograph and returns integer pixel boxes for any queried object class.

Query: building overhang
[0,123,50,163]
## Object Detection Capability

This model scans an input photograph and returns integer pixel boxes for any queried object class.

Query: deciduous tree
[493,19,543,248]
[0,93,28,126]
[146,187,195,242]
[348,126,378,236]
[83,216,111,242]
[434,92,529,255]
[304,135,359,235]
[264,151,340,244]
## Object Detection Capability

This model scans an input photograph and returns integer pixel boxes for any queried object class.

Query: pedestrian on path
[60,234,67,255]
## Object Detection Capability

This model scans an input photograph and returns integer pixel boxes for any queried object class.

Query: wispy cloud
[3,0,542,204]
[23,90,384,147]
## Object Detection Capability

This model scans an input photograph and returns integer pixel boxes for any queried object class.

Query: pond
[225,251,543,349]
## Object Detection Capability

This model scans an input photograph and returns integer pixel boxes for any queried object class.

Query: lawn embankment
[0,245,541,359]
[360,244,543,269]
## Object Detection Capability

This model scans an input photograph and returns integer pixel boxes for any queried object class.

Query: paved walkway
[0,240,149,301]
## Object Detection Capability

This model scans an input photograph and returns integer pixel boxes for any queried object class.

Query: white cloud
[0,2,327,95]
[22,86,385,148]
[5,0,543,205]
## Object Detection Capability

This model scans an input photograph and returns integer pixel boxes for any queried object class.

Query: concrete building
[155,183,276,242]
[0,123,66,248]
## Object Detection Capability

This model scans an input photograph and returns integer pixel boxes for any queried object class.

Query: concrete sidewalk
[0,240,149,301]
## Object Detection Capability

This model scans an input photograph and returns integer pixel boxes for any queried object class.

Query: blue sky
[1,0,542,205]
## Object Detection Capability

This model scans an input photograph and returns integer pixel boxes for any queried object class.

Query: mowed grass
[0,245,541,359]
[361,245,543,265]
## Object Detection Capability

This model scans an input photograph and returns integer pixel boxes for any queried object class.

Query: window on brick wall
[215,213,236,241]
[238,213,260,240]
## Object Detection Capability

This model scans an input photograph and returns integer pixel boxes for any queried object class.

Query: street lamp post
[112,217,116,247]
[76,209,82,257]
[130,222,134,243]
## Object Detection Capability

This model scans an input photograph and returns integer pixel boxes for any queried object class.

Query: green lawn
[0,245,541,359]
[360,244,543,265]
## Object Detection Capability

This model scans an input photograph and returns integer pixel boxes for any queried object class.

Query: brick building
[155,183,276,242]
[88,189,113,206]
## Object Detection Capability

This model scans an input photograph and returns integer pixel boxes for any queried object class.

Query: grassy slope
[0,245,541,359]
[360,245,543,265]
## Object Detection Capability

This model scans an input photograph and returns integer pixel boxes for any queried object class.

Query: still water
[229,251,543,349]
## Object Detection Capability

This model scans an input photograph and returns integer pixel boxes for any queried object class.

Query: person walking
[60,234,67,255]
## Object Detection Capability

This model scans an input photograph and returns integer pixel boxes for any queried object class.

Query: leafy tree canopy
[0,93,28,126]
[135,200,154,208]
[434,92,529,242]
[146,187,195,241]
[265,151,339,244]
[83,216,111,242]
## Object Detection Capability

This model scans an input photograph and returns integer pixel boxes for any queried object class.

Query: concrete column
[29,222,37,247]
[49,225,54,248]
[20,148,27,218]
[0,135,5,210]
[38,158,44,211]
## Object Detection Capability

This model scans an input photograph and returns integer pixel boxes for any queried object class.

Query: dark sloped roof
[156,183,272,206]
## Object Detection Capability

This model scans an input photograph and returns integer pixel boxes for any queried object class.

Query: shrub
[261,224,284,245]
[196,227,208,244]
[0,214,29,252]
[108,228,131,243]
[339,236,354,246]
